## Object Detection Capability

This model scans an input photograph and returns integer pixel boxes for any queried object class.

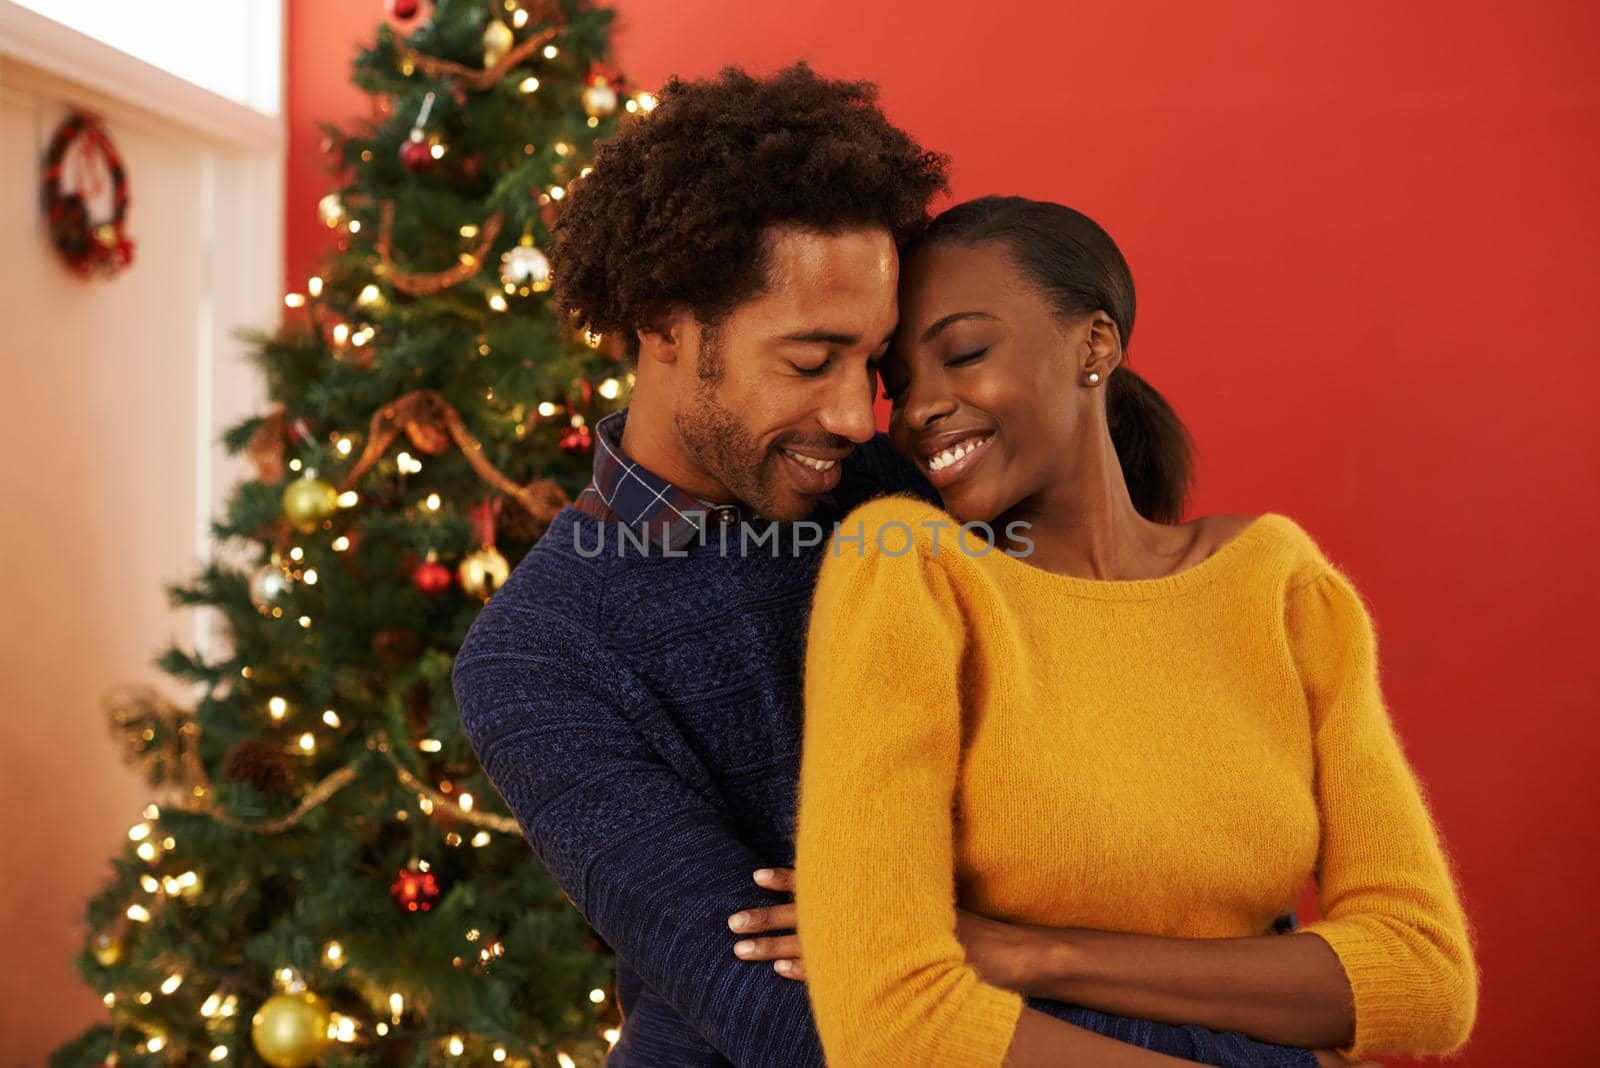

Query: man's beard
[673,369,795,521]
[672,328,807,521]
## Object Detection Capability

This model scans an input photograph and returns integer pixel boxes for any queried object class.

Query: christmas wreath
[42,111,135,279]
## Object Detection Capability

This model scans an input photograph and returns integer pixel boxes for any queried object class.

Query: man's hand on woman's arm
[727,867,805,978]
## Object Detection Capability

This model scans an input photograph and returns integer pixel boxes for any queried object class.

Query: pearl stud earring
[1087,371,1101,385]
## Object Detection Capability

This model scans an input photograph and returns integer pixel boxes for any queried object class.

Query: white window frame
[0,0,283,151]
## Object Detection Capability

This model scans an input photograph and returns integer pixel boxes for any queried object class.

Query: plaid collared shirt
[571,408,747,551]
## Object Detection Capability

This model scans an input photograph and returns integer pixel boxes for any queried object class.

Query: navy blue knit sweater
[451,432,1316,1067]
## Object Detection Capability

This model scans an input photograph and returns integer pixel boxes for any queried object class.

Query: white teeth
[784,449,837,472]
[927,436,988,472]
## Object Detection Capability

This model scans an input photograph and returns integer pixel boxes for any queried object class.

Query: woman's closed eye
[880,348,987,403]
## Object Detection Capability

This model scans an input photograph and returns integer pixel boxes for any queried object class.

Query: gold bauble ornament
[582,82,618,118]
[282,474,338,533]
[91,931,123,966]
[457,546,510,599]
[482,19,514,67]
[251,991,332,1067]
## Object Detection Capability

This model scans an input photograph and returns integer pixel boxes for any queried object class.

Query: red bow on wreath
[42,112,136,280]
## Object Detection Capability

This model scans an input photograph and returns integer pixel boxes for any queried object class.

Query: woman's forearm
[1003,1008,1205,1067]
[1022,926,1355,1050]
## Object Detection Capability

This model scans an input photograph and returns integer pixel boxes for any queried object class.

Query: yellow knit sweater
[793,495,1478,1066]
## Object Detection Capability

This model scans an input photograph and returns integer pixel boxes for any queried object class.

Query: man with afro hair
[549,61,944,521]
[454,63,1323,1068]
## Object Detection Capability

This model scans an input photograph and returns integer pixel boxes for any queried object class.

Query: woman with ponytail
[785,197,1478,1067]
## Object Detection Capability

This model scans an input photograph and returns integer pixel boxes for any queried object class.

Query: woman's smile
[914,430,995,489]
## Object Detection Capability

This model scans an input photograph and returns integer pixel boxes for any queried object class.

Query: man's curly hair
[551,61,949,358]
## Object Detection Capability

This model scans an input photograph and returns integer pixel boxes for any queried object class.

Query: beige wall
[0,31,279,1065]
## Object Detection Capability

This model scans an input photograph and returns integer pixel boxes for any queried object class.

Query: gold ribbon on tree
[246,407,289,484]
[375,737,520,834]
[246,407,320,483]
[209,764,362,834]
[376,202,504,296]
[103,686,519,835]
[397,4,564,97]
[339,389,569,529]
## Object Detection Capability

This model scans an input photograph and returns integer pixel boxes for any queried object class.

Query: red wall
[288,3,1599,1063]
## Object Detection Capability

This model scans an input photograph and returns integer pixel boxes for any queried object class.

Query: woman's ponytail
[904,195,1195,523]
[1105,365,1192,524]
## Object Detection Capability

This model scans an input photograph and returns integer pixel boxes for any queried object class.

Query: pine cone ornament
[497,499,544,545]
[222,739,294,798]
[372,627,424,662]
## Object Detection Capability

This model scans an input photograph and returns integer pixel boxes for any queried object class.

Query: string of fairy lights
[99,751,621,1064]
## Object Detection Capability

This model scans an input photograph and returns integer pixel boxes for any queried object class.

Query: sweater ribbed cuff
[1294,921,1406,1058]
[924,979,1025,1068]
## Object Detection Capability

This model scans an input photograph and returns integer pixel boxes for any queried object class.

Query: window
[9,0,282,115]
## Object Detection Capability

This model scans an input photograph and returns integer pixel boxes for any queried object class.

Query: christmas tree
[51,1,652,1064]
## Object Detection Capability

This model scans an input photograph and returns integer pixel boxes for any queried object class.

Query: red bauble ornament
[390,865,441,912]
[387,0,420,19]
[412,557,452,596]
[559,425,594,455]
[400,136,433,174]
